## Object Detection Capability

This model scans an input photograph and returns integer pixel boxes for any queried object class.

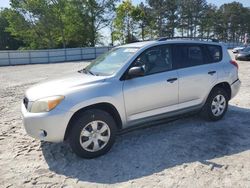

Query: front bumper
[21,102,74,142]
[231,79,241,99]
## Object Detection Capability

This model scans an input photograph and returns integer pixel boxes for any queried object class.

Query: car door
[122,45,179,124]
[172,43,221,109]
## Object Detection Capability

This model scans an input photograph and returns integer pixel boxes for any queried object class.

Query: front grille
[23,97,29,109]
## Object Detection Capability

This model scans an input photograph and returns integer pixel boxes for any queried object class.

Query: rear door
[172,43,222,108]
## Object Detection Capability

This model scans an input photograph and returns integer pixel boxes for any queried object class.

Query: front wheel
[68,109,117,158]
[201,87,229,121]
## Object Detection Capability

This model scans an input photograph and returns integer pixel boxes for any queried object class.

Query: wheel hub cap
[79,120,111,152]
[211,94,226,117]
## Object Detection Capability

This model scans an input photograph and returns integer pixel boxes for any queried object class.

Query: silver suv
[22,38,241,158]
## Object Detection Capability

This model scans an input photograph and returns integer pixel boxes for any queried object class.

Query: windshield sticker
[123,48,138,53]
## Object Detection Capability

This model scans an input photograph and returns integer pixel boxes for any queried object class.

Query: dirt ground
[0,51,250,188]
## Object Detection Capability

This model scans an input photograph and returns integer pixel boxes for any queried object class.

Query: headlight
[30,96,65,113]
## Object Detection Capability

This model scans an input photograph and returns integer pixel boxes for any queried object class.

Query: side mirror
[127,66,145,79]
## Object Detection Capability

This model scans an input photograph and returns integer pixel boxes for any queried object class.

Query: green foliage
[215,2,250,42]
[147,0,179,37]
[0,8,23,50]
[1,0,117,49]
[113,0,137,44]
[0,0,250,49]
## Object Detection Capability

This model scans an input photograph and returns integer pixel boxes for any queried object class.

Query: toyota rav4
[21,38,241,158]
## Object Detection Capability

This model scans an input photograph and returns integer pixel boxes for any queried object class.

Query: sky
[133,0,250,7]
[0,0,9,8]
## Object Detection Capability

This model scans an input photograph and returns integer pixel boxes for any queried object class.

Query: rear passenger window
[207,45,222,63]
[188,46,203,65]
[172,44,206,68]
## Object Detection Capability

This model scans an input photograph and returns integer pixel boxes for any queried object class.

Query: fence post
[47,50,50,63]
[80,47,83,60]
[94,47,97,59]
[8,51,11,65]
[65,48,67,61]
[28,51,31,64]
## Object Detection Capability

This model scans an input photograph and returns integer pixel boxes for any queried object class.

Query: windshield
[85,47,139,76]
[242,46,250,52]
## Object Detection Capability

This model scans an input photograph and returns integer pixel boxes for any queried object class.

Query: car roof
[234,46,245,48]
[119,39,223,49]
[119,41,156,48]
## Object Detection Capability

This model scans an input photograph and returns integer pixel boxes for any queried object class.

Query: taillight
[230,60,238,69]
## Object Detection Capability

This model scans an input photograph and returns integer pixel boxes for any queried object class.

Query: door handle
[167,78,178,83]
[208,71,216,75]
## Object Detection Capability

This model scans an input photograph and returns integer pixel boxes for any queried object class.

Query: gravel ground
[0,51,250,188]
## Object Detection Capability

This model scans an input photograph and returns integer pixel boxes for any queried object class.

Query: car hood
[25,72,106,101]
[234,47,244,50]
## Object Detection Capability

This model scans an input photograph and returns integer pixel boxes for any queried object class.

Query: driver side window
[134,45,173,75]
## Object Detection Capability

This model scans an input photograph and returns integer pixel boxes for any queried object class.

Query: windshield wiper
[78,68,96,76]
[87,70,96,76]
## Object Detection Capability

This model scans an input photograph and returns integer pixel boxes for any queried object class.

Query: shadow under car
[41,105,250,184]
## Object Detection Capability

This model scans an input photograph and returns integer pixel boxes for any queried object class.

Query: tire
[68,109,117,158]
[201,87,229,121]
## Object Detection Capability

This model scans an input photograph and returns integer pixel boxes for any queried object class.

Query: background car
[235,46,250,61]
[232,46,245,53]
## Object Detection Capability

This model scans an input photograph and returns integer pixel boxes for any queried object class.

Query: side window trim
[203,45,213,63]
[200,44,211,64]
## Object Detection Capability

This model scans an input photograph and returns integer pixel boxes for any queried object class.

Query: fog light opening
[39,130,47,138]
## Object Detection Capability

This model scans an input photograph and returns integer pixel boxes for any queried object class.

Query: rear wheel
[68,109,117,158]
[201,87,229,121]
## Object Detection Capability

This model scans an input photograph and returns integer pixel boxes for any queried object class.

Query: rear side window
[172,44,206,68]
[188,46,203,65]
[207,45,222,63]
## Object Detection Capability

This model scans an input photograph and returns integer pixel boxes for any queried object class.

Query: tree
[5,0,116,49]
[147,0,167,37]
[0,8,23,50]
[75,0,117,46]
[164,0,179,37]
[177,0,207,37]
[114,0,138,44]
[198,4,217,39]
[132,2,156,40]
[216,2,249,42]
[7,0,69,49]
[1,0,250,49]
[131,3,146,40]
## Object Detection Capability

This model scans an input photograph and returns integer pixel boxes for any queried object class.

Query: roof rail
[157,37,219,43]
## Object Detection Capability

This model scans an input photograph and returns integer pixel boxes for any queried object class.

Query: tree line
[0,0,250,50]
